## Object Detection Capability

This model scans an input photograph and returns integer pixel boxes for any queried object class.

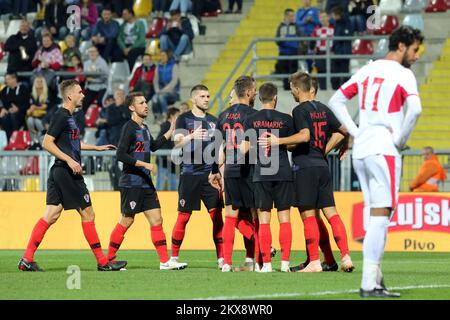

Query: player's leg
[106,214,134,262]
[298,207,322,272]
[277,208,291,272]
[257,209,273,272]
[315,210,337,270]
[144,208,187,270]
[358,155,400,297]
[222,178,240,271]
[233,208,256,271]
[18,204,63,271]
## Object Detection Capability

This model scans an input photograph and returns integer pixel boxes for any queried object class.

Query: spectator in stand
[410,147,448,192]
[110,0,134,17]
[179,101,189,113]
[62,34,82,70]
[275,8,303,90]
[10,0,30,19]
[95,94,114,145]
[0,73,31,139]
[326,0,350,14]
[129,53,156,101]
[156,107,180,191]
[4,20,38,79]
[32,33,63,71]
[348,0,373,34]
[296,0,320,37]
[160,9,194,61]
[65,54,86,88]
[32,1,46,31]
[225,0,242,14]
[152,50,180,123]
[153,0,170,17]
[330,6,353,90]
[82,46,109,112]
[311,10,334,89]
[77,0,99,41]
[26,76,51,149]
[192,0,222,21]
[43,0,69,41]
[91,6,121,63]
[118,8,147,70]
[170,0,192,16]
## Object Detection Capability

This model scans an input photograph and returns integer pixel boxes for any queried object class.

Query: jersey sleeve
[401,69,419,97]
[286,115,295,136]
[116,123,137,166]
[327,108,342,133]
[47,111,67,139]
[338,69,361,100]
[175,114,186,130]
[150,134,168,152]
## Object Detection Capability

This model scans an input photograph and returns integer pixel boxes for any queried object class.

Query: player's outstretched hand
[96,144,117,151]
[67,158,82,175]
[258,132,279,148]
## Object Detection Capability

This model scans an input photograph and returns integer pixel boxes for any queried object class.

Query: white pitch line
[193,284,450,300]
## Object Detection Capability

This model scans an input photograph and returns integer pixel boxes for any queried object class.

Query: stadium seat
[83,127,97,145]
[108,61,131,93]
[58,40,68,54]
[22,177,40,191]
[375,38,389,58]
[79,40,92,61]
[5,20,22,39]
[379,0,402,14]
[85,104,101,128]
[133,0,152,18]
[147,38,161,59]
[425,0,448,12]
[373,15,399,35]
[4,130,32,151]
[403,0,428,12]
[20,156,39,175]
[0,129,7,150]
[402,14,425,32]
[352,39,374,55]
[147,18,167,38]
[0,21,5,41]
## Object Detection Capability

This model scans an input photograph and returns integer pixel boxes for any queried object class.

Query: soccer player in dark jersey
[170,84,224,267]
[241,82,294,273]
[105,92,187,270]
[18,80,126,272]
[216,76,258,272]
[259,72,354,273]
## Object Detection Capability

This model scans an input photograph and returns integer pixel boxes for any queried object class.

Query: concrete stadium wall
[1,192,450,252]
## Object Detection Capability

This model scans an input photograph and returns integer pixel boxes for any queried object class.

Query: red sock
[107,223,128,261]
[317,217,336,264]
[236,218,254,240]
[151,224,170,263]
[82,221,108,266]
[279,222,292,261]
[223,216,237,265]
[303,216,320,261]
[259,223,272,263]
[171,212,191,258]
[244,236,255,259]
[209,208,224,259]
[23,218,50,262]
[329,215,350,258]
[253,218,263,265]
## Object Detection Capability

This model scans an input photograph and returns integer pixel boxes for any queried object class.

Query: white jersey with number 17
[337,59,420,159]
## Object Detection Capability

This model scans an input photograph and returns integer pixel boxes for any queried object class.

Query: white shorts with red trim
[353,154,401,209]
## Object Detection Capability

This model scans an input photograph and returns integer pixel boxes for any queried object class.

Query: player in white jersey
[328,26,424,298]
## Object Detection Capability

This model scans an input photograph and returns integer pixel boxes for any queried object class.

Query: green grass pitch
[1,250,450,300]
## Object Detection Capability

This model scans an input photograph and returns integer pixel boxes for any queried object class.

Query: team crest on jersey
[84,194,90,203]
[180,199,185,207]
[130,201,136,210]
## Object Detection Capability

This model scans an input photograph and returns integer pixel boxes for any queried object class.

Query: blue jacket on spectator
[276,22,301,55]
[158,58,180,94]
[92,19,120,41]
[161,16,194,45]
[296,6,320,36]
[332,15,354,54]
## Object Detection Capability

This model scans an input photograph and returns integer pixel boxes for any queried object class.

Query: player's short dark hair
[125,91,145,108]
[388,25,424,51]
[289,71,315,92]
[259,82,278,103]
[233,76,255,98]
[60,79,80,99]
[190,84,209,96]
[166,107,180,120]
[284,8,294,15]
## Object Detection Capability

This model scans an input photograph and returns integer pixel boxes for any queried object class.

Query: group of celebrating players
[18,25,424,298]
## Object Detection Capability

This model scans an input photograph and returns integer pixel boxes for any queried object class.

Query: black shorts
[46,165,92,210]
[178,174,223,212]
[253,180,294,211]
[224,177,255,209]
[294,166,335,209]
[120,187,161,215]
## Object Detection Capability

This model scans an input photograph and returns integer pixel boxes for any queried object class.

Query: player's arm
[328,81,360,138]
[42,134,82,174]
[394,95,422,150]
[150,118,176,151]
[173,126,207,148]
[80,141,116,151]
